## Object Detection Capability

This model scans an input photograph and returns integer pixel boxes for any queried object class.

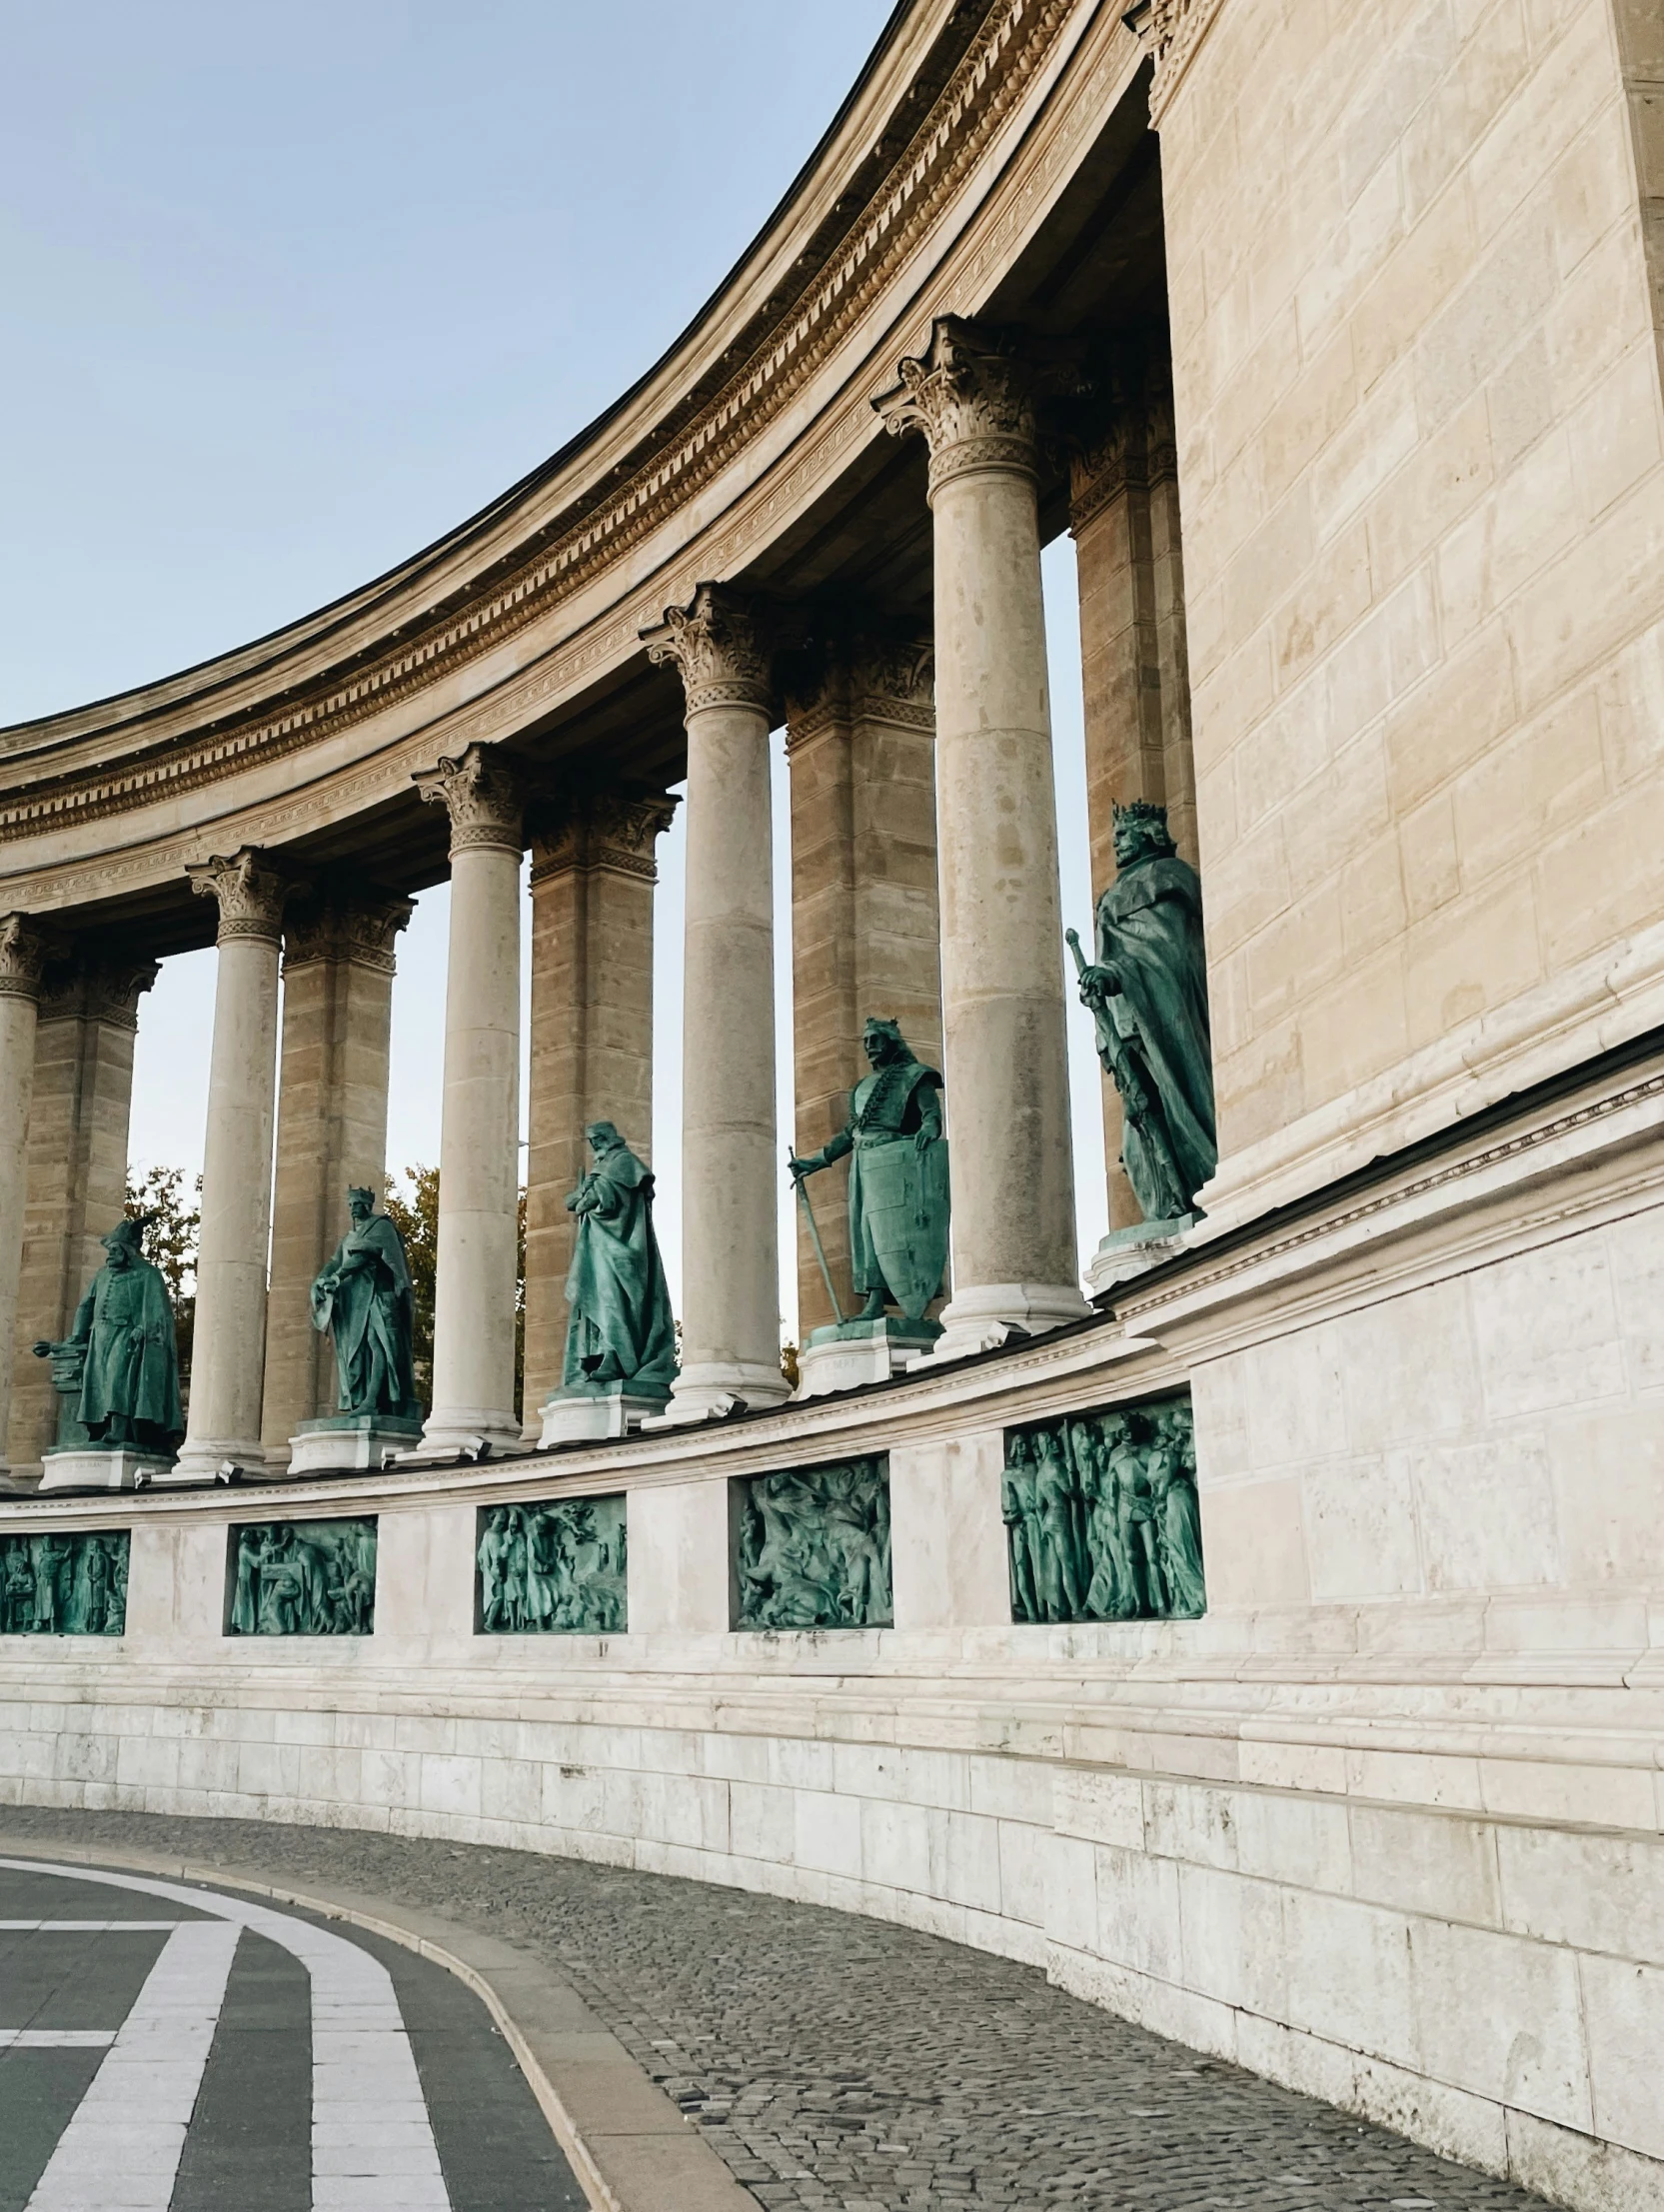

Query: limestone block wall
[1159,0,1664,1225]
[2,1071,1661,2211]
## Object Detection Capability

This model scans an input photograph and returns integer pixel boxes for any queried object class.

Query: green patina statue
[477,1495,627,1634]
[1070,801,1216,1222]
[790,1018,947,1323]
[1002,1393,1204,1624]
[229,1518,377,1635]
[0,1530,128,1635]
[562,1123,677,1395]
[736,1456,892,1629]
[33,1215,184,1455]
[311,1187,419,1418]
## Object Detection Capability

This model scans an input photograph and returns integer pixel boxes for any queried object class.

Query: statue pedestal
[289,1414,425,1475]
[1084,1214,1195,1299]
[37,1445,175,1493]
[539,1383,671,1446]
[796,1316,942,1398]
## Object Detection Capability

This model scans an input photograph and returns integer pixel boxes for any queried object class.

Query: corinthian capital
[531,786,680,884]
[186,848,298,944]
[641,583,774,718]
[873,317,1037,495]
[0,913,59,1003]
[40,951,160,1030]
[283,885,415,975]
[413,743,525,856]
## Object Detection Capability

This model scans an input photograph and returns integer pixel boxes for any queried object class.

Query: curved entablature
[0,0,1161,945]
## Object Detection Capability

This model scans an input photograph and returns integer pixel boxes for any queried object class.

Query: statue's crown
[1111,799,1176,855]
[347,1184,376,1207]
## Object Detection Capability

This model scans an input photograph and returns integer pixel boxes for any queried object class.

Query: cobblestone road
[0,1808,1551,2212]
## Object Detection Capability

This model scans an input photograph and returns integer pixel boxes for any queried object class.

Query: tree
[125,1164,200,1385]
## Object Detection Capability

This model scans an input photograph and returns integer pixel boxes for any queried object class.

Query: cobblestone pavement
[0,1808,1552,2212]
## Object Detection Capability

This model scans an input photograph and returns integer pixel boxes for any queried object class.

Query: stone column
[260,886,412,1463]
[785,629,942,1335]
[642,583,791,1418]
[0,915,56,1482]
[413,744,526,1458]
[876,318,1087,1353]
[9,952,157,1471]
[523,786,676,1431]
[1069,339,1197,1228]
[176,850,295,1481]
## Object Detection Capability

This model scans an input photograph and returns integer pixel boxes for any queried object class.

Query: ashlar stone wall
[1160,0,1664,1224]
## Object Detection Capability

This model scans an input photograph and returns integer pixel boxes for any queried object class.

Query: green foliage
[381,1165,527,1415]
[383,1166,438,1410]
[125,1163,200,1383]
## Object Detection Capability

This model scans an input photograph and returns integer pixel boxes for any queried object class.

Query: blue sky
[1,1,1107,1331]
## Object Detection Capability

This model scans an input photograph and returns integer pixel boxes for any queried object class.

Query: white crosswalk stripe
[0,1858,453,2212]
[0,2029,117,2047]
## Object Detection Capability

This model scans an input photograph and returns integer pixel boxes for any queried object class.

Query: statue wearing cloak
[790,1018,947,1322]
[1074,801,1216,1221]
[311,1187,419,1417]
[52,1215,184,1452]
[562,1123,678,1393]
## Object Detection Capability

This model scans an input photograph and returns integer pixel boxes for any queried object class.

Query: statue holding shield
[790,1018,948,1330]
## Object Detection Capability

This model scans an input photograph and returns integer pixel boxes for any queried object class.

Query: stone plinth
[796,1316,942,1397]
[538,1383,671,1445]
[1083,1214,1194,1299]
[288,1414,425,1476]
[37,1445,173,1493]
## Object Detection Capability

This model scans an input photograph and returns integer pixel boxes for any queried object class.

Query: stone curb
[0,1827,759,2212]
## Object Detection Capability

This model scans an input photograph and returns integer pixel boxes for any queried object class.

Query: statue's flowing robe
[563,1146,677,1391]
[1093,854,1216,1213]
[313,1214,417,1416]
[71,1257,184,1447]
[842,1060,946,1319]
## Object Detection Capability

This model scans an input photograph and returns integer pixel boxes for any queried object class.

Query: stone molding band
[413,745,526,856]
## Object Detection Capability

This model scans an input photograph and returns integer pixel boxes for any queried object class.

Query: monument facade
[0,5,1660,2204]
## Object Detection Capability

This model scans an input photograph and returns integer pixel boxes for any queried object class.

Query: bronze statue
[311,1187,419,1418]
[34,1215,183,1455]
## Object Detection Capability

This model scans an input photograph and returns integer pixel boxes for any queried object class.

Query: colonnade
[0,316,1195,1481]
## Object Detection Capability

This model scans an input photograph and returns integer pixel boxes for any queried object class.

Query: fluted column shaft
[176,851,294,1480]
[878,319,1087,1352]
[0,916,55,1478]
[643,584,790,1417]
[415,745,526,1456]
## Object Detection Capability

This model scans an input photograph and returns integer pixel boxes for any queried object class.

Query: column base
[401,1407,527,1463]
[170,1438,268,1485]
[647,1360,792,1426]
[907,1281,1089,1367]
[289,1414,426,1475]
[539,1382,672,1446]
[796,1317,942,1398]
[1083,1214,1196,1298]
[35,1447,176,1494]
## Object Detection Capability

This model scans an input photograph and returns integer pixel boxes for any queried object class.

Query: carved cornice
[530,787,679,886]
[413,744,525,856]
[186,848,298,944]
[0,913,58,1004]
[874,317,1038,496]
[283,886,415,976]
[642,584,774,718]
[1148,0,1227,122]
[38,952,160,1031]
[0,0,1073,850]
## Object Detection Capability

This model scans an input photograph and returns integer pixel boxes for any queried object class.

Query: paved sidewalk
[0,1809,1551,2212]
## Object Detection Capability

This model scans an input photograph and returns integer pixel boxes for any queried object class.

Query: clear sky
[1,0,1107,1334]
